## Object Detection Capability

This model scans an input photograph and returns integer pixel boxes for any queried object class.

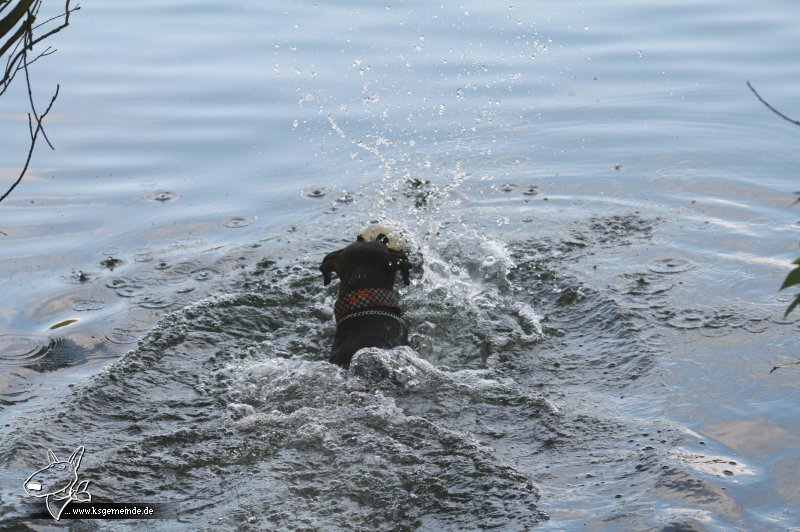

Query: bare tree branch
[0,89,59,203]
[747,81,800,127]
[0,0,78,205]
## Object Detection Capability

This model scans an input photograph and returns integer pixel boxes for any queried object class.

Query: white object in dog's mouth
[358,221,407,251]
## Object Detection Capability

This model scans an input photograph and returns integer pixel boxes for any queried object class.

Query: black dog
[320,240,412,368]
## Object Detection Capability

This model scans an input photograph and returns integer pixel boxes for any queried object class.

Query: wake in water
[0,247,557,528]
[2,170,741,530]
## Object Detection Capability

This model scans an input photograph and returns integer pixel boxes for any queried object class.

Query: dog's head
[320,241,412,296]
[356,221,407,251]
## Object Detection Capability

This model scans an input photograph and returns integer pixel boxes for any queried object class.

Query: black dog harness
[334,288,405,324]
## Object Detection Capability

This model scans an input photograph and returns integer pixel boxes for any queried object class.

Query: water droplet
[149,190,180,202]
[223,216,252,229]
[192,267,220,282]
[106,278,130,289]
[100,257,123,270]
[304,188,327,198]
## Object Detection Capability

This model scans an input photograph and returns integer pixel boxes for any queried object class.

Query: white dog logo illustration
[24,446,91,520]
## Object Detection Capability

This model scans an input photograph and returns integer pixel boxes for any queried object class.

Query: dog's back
[329,311,408,367]
[320,240,413,367]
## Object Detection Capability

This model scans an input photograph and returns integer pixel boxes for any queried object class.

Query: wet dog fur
[320,240,412,367]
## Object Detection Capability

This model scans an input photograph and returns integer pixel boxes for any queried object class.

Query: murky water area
[1,0,799,529]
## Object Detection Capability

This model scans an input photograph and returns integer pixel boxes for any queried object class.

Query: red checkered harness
[334,288,401,322]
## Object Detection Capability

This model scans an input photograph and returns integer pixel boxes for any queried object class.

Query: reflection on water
[2,0,800,529]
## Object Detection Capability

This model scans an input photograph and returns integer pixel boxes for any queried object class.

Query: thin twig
[747,81,800,127]
[22,45,54,149]
[1,0,76,203]
[30,1,78,49]
[0,83,59,203]
[770,358,800,374]
[1,1,77,95]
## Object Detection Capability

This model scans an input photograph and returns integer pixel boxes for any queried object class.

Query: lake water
[1,0,799,529]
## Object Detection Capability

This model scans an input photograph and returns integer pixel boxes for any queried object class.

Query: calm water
[1,0,799,529]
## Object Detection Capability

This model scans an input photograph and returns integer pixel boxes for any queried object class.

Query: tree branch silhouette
[0,0,79,204]
[746,81,800,127]
[747,82,800,372]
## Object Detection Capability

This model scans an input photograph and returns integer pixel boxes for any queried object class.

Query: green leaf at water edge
[780,266,800,291]
[49,318,78,330]
[785,295,800,318]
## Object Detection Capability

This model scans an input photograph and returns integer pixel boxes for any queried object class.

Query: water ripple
[148,190,181,202]
[71,298,107,312]
[0,334,53,366]
[647,257,694,274]
[222,216,252,228]
[0,335,85,371]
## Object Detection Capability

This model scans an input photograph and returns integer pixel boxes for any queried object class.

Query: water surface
[1,0,799,529]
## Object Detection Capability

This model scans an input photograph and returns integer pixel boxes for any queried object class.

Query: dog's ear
[390,251,413,285]
[400,261,411,285]
[320,250,342,285]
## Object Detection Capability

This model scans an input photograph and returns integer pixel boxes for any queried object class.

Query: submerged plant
[780,192,800,317]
